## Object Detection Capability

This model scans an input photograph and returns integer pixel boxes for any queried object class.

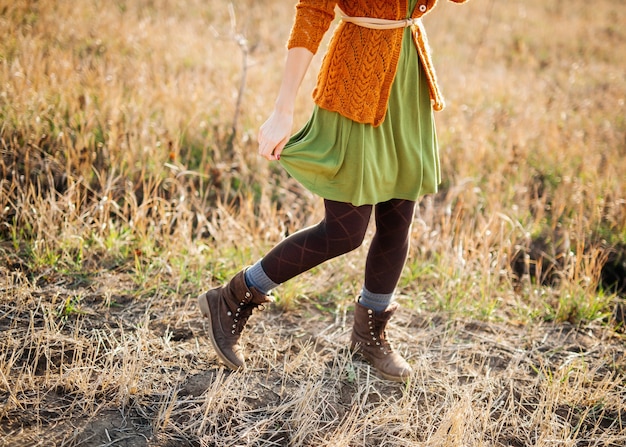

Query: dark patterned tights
[261,198,416,294]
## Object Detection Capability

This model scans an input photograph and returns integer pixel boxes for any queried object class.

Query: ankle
[358,287,393,312]
[244,261,279,295]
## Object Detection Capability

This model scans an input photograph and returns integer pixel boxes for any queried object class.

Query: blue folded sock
[244,260,279,295]
[358,287,394,312]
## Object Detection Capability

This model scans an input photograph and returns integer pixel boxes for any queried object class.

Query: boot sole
[198,292,242,371]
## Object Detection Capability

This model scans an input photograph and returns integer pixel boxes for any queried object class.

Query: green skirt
[279,21,440,206]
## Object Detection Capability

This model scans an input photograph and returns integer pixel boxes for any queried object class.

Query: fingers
[257,129,281,160]
[272,137,289,160]
[260,140,286,161]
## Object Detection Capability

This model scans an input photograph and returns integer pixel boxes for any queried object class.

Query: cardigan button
[418,4,427,13]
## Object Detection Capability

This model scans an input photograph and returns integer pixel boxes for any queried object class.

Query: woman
[198,0,470,382]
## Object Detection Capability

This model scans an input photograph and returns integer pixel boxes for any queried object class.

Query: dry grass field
[1,0,625,445]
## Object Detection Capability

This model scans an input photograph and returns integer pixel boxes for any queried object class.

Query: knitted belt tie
[339,11,419,30]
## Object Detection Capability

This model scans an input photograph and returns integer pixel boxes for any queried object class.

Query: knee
[341,226,368,253]
[323,222,368,255]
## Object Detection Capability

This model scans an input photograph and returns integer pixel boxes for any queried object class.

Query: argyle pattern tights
[261,198,416,294]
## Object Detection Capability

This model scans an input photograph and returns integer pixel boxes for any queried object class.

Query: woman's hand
[258,109,294,161]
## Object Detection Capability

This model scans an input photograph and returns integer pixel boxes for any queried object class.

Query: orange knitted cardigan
[288,0,470,127]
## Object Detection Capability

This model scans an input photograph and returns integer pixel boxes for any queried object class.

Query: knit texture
[287,0,470,126]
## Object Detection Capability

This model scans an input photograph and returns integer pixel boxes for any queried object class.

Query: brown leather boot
[351,299,413,382]
[198,270,272,370]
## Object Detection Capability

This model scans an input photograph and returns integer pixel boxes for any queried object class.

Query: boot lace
[227,301,266,335]
[367,311,393,355]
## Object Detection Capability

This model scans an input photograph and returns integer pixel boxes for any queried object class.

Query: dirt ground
[1,264,625,446]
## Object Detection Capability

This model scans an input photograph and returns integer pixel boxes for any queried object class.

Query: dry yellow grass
[1,0,625,445]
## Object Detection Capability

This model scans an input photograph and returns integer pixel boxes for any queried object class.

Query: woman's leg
[360,199,416,309]
[256,199,372,285]
[199,199,371,370]
[200,196,416,378]
[351,198,416,382]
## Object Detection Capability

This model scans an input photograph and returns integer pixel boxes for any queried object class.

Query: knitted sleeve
[287,0,337,54]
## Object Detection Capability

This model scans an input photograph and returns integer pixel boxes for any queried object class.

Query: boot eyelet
[231,330,236,334]
[227,311,232,316]
[245,292,251,298]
